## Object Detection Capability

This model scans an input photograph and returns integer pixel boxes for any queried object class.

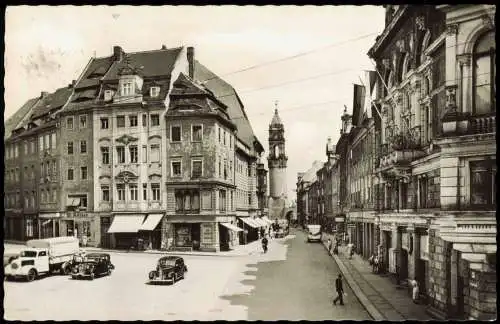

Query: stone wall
[468,269,497,320]
[428,229,452,313]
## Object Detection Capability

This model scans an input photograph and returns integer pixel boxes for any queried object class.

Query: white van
[306,225,322,243]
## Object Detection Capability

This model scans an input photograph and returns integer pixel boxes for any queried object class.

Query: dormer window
[150,86,160,98]
[104,90,114,101]
[122,82,132,96]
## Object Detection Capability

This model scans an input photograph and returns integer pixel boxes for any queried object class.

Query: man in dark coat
[333,274,344,305]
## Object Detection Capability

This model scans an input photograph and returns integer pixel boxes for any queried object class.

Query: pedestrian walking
[373,255,379,273]
[410,277,420,303]
[261,235,269,253]
[333,274,344,305]
[327,238,332,256]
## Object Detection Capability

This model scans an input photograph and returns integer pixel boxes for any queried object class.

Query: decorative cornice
[457,53,472,66]
[115,134,139,145]
[98,175,111,180]
[115,170,138,183]
[148,173,162,179]
[481,14,494,29]
[98,137,111,142]
[415,15,426,31]
[148,135,161,141]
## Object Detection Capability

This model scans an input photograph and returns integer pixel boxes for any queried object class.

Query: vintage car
[148,256,187,284]
[71,253,114,280]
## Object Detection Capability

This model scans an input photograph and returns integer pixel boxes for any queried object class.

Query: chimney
[40,91,49,98]
[187,46,194,79]
[113,46,124,62]
[161,45,167,50]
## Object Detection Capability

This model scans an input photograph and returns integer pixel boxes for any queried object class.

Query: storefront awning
[67,198,81,207]
[107,215,145,233]
[239,217,259,228]
[253,218,268,227]
[262,216,273,224]
[220,222,244,232]
[140,214,163,231]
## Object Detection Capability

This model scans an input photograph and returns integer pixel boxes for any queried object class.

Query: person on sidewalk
[261,235,269,253]
[327,238,333,256]
[333,274,344,305]
[410,277,420,304]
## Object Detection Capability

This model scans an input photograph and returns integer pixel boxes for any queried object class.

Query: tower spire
[271,100,282,126]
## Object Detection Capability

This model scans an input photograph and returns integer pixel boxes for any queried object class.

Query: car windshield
[159,259,176,267]
[20,251,38,258]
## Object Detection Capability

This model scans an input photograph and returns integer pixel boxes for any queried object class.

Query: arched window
[473,30,495,114]
[274,145,280,158]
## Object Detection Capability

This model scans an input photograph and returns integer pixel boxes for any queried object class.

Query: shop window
[175,190,200,213]
[151,183,161,201]
[473,31,495,115]
[26,219,34,237]
[470,160,496,206]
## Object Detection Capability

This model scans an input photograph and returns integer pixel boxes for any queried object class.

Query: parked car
[306,224,322,243]
[71,253,114,280]
[5,237,80,281]
[148,256,187,285]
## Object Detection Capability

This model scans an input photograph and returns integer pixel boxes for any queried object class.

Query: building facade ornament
[382,58,391,70]
[445,85,458,112]
[415,16,426,31]
[481,14,494,29]
[396,39,406,53]
[446,24,459,35]
[457,53,472,66]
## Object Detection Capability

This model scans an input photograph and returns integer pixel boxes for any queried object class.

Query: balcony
[378,127,426,169]
[469,114,496,135]
[442,112,496,136]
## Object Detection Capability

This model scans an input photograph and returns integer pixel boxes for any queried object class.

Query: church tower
[267,102,288,201]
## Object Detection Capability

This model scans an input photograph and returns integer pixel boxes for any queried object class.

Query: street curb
[82,248,254,258]
[321,239,385,321]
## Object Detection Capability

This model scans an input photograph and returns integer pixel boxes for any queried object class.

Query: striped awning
[107,215,145,233]
[253,218,268,227]
[262,216,273,224]
[239,217,259,228]
[220,222,244,232]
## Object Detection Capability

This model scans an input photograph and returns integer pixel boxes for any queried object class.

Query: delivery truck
[4,236,80,282]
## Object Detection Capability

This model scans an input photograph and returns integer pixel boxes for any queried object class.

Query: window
[143,183,147,200]
[47,188,51,202]
[101,118,109,129]
[79,115,87,128]
[192,160,203,178]
[219,190,226,211]
[117,116,125,128]
[142,114,147,127]
[171,161,182,177]
[175,190,200,212]
[130,184,138,201]
[151,183,161,201]
[470,160,496,206]
[67,142,74,155]
[122,82,132,96]
[80,196,88,209]
[101,147,110,164]
[142,145,147,163]
[45,134,50,150]
[26,219,34,237]
[117,146,125,164]
[67,168,74,180]
[104,90,114,101]
[419,176,428,209]
[151,114,160,127]
[102,185,110,201]
[473,31,495,114]
[129,115,138,127]
[229,135,232,148]
[218,126,221,142]
[150,144,160,163]
[248,192,252,205]
[171,126,181,142]
[31,141,35,154]
[66,117,74,130]
[150,86,160,98]
[223,130,226,145]
[117,184,125,201]
[129,146,138,163]
[51,133,57,149]
[230,191,234,210]
[192,125,202,142]
[81,166,88,180]
[80,140,87,154]
[39,137,43,152]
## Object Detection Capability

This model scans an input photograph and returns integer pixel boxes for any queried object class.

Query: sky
[4,5,385,201]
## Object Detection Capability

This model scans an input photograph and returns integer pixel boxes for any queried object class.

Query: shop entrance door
[100,217,111,249]
[192,223,201,251]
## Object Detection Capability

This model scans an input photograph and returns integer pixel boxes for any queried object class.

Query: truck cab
[5,248,50,281]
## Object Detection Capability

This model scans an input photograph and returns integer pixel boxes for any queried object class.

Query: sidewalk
[320,233,435,321]
[4,239,264,258]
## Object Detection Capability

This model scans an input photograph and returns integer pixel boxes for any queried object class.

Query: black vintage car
[148,256,187,284]
[71,253,114,280]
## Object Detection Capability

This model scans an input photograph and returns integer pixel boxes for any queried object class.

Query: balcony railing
[378,127,425,168]
[469,114,496,134]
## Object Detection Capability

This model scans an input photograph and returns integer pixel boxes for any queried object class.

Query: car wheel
[62,264,71,275]
[27,269,37,282]
[148,271,156,280]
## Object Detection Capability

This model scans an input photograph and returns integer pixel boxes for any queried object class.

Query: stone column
[407,223,417,280]
[457,54,472,114]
